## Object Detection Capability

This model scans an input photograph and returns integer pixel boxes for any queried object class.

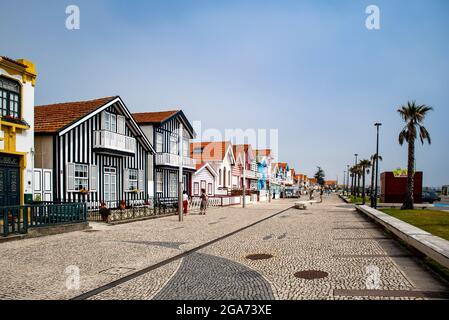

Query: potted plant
[119,200,126,210]
[99,202,111,222]
[79,188,89,195]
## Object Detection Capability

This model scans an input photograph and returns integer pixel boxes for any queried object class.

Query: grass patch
[380,208,449,241]
[348,195,376,204]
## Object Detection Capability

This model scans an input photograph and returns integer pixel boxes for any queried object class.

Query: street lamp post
[374,123,382,209]
[353,154,358,195]
[343,171,346,195]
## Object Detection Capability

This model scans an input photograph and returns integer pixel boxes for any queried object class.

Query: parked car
[422,191,441,204]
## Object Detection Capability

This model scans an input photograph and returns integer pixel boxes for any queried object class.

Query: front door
[103,167,117,205]
[0,155,20,206]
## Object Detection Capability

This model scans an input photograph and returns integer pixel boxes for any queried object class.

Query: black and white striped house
[34,96,154,209]
[133,110,196,205]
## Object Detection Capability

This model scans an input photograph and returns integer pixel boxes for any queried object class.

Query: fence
[1,202,87,237]
[87,198,177,223]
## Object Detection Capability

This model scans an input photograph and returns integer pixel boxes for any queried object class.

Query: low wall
[356,205,449,269]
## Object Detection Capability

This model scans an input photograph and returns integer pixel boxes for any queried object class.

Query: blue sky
[1,0,448,187]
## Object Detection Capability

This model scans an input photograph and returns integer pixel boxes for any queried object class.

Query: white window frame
[169,172,177,197]
[182,138,189,158]
[170,135,178,155]
[128,169,138,191]
[156,171,163,193]
[156,133,163,153]
[208,183,213,195]
[74,164,89,191]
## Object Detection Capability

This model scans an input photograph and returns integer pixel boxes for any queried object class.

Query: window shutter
[124,168,130,191]
[66,163,75,192]
[117,115,125,134]
[90,165,98,191]
[138,170,145,193]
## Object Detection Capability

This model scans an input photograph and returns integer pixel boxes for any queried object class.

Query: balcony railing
[155,152,196,169]
[93,130,136,154]
[243,169,258,180]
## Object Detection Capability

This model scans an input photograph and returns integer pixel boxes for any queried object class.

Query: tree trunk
[370,161,375,207]
[362,169,366,205]
[357,174,361,197]
[402,136,415,210]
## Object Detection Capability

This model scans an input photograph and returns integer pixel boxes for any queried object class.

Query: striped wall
[53,103,149,203]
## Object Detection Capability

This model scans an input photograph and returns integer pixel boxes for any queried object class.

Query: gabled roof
[194,162,218,177]
[35,96,155,153]
[133,110,179,124]
[232,144,254,163]
[190,141,235,164]
[133,109,195,138]
[35,96,117,133]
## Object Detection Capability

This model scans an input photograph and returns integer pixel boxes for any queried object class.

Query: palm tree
[359,159,372,205]
[356,164,362,197]
[349,166,356,196]
[398,101,433,210]
[370,154,383,207]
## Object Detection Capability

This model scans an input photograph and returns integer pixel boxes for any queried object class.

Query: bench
[294,200,318,210]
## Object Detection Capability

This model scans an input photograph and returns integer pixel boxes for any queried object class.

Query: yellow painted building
[0,56,37,206]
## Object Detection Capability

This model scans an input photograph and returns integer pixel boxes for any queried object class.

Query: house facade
[0,56,37,206]
[190,141,235,196]
[133,110,196,204]
[255,149,272,192]
[34,96,154,208]
[191,162,217,197]
[232,144,258,191]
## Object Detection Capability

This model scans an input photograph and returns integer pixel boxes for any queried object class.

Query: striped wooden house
[34,96,154,209]
[133,110,196,205]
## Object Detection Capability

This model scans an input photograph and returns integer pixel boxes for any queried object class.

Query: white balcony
[243,169,258,180]
[155,152,196,169]
[93,130,136,154]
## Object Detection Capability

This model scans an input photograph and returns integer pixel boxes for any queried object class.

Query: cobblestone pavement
[89,195,449,300]
[0,200,292,300]
[2,195,448,300]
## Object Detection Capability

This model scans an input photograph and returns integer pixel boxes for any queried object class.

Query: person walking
[182,190,189,215]
[200,188,208,215]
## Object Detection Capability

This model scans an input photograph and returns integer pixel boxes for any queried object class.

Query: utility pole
[178,123,184,222]
[374,123,382,209]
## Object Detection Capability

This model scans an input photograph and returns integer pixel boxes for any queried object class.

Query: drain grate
[246,254,274,260]
[294,270,328,280]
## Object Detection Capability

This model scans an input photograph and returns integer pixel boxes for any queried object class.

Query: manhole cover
[99,267,135,275]
[294,270,328,279]
[246,254,273,260]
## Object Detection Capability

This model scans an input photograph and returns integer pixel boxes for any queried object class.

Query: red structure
[380,171,423,204]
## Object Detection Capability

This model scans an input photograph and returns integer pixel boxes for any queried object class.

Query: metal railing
[93,130,136,154]
[1,202,87,237]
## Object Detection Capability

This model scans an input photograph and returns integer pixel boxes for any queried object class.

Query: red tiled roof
[133,110,179,124]
[190,141,232,162]
[0,56,28,68]
[35,96,117,133]
[308,178,317,184]
[232,144,254,159]
[255,149,271,156]
[325,180,337,186]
